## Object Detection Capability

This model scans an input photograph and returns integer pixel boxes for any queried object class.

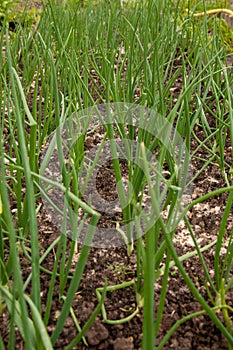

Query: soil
[1,2,233,350]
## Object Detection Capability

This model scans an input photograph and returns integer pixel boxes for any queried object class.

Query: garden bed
[0,1,233,349]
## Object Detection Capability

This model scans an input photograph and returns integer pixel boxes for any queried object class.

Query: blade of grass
[6,30,41,311]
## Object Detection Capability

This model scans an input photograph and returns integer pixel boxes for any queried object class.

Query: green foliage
[214,17,233,52]
[178,1,233,54]
[0,0,40,30]
[180,0,231,12]
[0,0,15,18]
